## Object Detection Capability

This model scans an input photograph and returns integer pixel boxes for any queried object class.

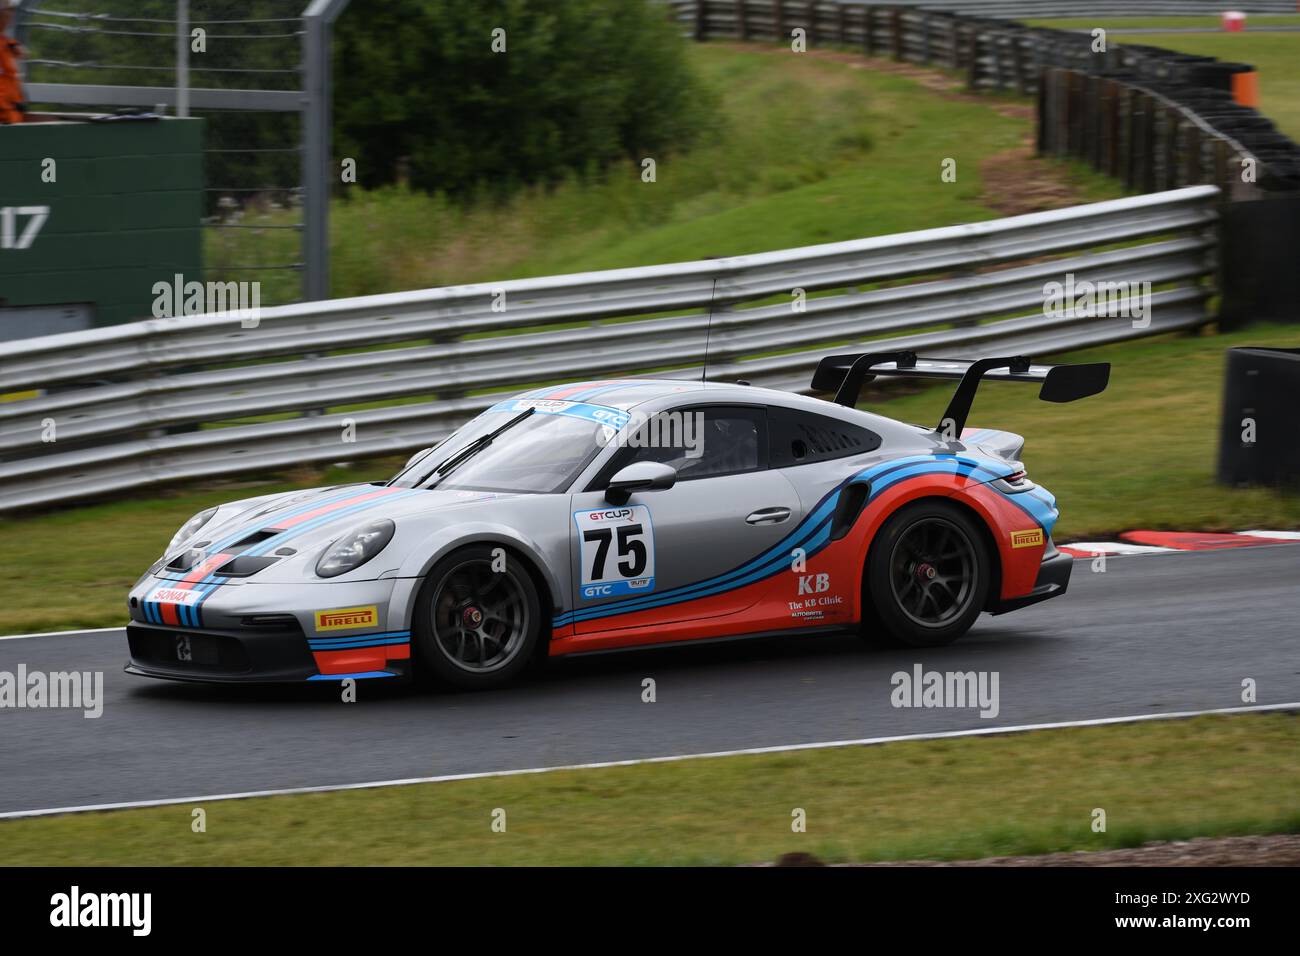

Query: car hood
[153,483,521,583]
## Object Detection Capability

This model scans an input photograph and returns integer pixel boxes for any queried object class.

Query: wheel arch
[942,491,1004,611]
[394,527,563,633]
[859,492,1003,613]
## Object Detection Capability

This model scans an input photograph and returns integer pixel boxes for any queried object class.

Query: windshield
[390,399,624,494]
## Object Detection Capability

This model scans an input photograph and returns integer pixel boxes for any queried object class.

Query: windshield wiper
[423,407,535,486]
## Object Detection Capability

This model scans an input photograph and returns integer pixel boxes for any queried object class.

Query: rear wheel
[862,500,989,647]
[413,545,541,689]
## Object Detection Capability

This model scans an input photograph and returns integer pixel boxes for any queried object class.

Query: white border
[1,701,1294,820]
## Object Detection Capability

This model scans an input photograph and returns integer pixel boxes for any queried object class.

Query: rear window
[768,406,880,468]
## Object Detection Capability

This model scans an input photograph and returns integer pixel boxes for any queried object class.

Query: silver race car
[126,351,1108,688]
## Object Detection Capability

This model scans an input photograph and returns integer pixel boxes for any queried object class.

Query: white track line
[1059,542,1176,555]
[1,701,1294,821]
[0,626,122,642]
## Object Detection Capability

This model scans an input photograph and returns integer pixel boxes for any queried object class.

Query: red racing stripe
[271,488,398,530]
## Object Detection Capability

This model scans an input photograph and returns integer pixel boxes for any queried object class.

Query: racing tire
[861,500,989,648]
[413,544,542,690]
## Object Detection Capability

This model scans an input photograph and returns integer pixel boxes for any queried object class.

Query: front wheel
[862,500,989,648]
[412,545,542,689]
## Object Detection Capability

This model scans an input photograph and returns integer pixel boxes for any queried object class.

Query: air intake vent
[165,549,206,572]
[232,529,283,548]
[215,555,280,577]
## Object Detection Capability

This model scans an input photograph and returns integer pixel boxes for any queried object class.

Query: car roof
[513,377,907,433]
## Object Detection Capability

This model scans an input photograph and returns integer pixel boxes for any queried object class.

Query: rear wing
[811,350,1110,437]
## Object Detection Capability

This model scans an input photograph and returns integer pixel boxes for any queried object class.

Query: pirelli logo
[1010,529,1044,549]
[315,605,378,632]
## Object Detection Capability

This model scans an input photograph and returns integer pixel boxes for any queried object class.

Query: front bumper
[990,546,1072,615]
[125,577,414,683]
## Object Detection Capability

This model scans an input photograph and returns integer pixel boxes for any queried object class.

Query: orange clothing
[0,37,25,125]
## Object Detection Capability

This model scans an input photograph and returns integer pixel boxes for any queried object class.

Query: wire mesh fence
[20,0,309,305]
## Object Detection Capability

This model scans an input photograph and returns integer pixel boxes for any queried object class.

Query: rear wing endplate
[811,351,1110,436]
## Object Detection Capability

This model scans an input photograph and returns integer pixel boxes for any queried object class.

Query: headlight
[316,519,395,578]
[167,507,218,553]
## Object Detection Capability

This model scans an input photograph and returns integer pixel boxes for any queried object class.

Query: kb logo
[797,573,830,595]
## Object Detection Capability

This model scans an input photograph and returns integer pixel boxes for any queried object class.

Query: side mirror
[403,446,435,471]
[605,461,676,505]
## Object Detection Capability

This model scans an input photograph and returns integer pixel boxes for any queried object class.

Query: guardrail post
[1056,70,1071,158]
[862,5,874,56]
[965,26,979,89]
[1011,34,1026,94]
[773,0,784,43]
[694,0,708,41]
[1036,68,1050,155]
[1213,138,1230,195]
[918,11,931,65]
[890,8,903,62]
[1083,74,1097,168]
[998,36,1012,92]
[1104,79,1120,178]
[1140,93,1158,194]
[1186,124,1203,185]
[804,0,815,47]
[1163,106,1180,190]
[836,1,847,45]
[1060,71,1071,157]
[1120,87,1135,190]
[735,0,748,40]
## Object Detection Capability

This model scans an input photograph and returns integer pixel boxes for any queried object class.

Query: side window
[597,405,768,486]
[768,406,881,468]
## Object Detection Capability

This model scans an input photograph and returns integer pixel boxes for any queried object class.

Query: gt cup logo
[514,399,573,414]
[1010,529,1044,549]
[575,505,656,599]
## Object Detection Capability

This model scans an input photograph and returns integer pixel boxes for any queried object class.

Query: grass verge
[1,713,1295,866]
[208,42,1114,303]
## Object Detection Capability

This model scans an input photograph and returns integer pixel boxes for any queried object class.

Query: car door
[568,405,803,634]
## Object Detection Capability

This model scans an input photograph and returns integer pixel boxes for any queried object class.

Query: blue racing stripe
[186,489,424,621]
[555,453,1032,629]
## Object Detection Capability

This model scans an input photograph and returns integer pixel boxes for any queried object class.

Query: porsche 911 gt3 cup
[125,351,1109,688]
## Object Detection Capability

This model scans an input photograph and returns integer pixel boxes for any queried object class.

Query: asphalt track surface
[2,546,1298,815]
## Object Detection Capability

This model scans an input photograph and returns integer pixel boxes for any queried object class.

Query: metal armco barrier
[668,1,1300,191]
[0,186,1220,513]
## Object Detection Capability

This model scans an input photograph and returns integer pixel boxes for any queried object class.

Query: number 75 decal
[0,206,50,250]
[574,505,656,599]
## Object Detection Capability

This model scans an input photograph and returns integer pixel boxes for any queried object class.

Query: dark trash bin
[1217,348,1300,488]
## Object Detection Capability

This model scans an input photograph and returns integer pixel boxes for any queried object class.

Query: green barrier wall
[0,116,203,337]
